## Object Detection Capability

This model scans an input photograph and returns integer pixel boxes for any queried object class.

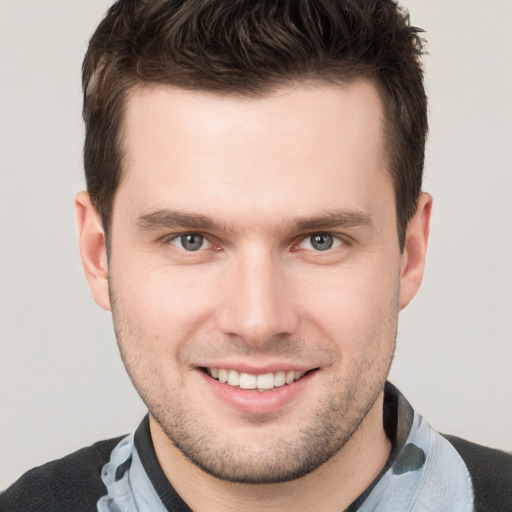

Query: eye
[170,234,211,251]
[299,233,343,251]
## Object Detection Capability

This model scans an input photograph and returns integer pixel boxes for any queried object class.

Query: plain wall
[1,0,511,489]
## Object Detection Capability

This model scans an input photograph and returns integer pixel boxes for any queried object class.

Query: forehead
[116,81,392,228]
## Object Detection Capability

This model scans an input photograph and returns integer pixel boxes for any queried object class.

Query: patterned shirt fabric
[355,414,473,511]
[97,434,170,511]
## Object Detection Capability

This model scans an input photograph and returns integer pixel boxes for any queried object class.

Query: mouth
[203,367,310,391]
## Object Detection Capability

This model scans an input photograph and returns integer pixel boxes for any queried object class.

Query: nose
[216,248,299,347]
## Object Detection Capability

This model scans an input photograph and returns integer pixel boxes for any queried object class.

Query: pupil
[181,234,203,251]
[311,233,333,251]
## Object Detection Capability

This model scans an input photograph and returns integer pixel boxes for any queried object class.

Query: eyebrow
[292,210,374,232]
[136,210,225,231]
[135,208,374,233]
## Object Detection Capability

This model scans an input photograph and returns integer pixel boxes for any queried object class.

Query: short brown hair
[83,0,427,249]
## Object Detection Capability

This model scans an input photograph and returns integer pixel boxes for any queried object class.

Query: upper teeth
[207,368,306,390]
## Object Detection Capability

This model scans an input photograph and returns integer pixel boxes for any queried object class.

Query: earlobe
[399,192,432,310]
[75,191,112,311]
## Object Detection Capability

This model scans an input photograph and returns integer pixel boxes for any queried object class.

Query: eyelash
[164,232,348,253]
[295,233,345,252]
[167,233,214,252]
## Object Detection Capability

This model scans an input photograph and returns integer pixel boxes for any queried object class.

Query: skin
[76,81,431,511]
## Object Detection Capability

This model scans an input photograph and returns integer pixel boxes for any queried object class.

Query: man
[1,0,510,510]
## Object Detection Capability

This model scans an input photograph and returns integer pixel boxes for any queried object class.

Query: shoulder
[443,434,512,512]
[0,435,125,512]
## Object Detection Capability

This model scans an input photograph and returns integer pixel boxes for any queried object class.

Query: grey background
[1,0,511,489]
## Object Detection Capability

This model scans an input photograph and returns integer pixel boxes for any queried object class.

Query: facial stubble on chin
[108,281,397,485]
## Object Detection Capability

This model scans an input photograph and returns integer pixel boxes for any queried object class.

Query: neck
[149,391,391,511]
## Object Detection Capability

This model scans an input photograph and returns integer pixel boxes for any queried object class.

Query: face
[81,81,426,484]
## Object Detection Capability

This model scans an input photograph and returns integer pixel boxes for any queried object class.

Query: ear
[75,191,111,311]
[399,192,432,310]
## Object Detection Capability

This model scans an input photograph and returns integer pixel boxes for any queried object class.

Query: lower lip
[198,370,316,414]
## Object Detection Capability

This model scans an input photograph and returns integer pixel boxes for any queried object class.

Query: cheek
[297,263,400,350]
[111,262,219,350]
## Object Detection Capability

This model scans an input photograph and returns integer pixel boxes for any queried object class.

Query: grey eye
[179,234,205,251]
[309,233,334,251]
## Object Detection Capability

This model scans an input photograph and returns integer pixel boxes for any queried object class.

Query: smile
[205,368,307,391]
